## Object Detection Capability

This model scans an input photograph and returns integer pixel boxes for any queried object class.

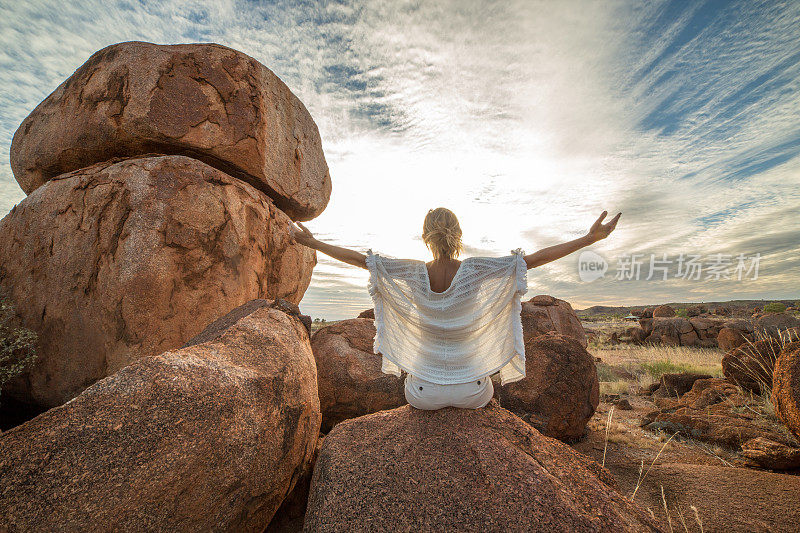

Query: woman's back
[425,259,462,293]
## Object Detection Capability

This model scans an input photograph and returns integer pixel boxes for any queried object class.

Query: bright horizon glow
[1,1,799,320]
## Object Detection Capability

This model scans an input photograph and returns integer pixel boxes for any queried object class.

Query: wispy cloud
[1,0,798,319]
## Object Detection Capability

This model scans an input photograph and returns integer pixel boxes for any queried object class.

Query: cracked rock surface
[0,155,315,408]
[10,41,331,221]
[0,305,320,532]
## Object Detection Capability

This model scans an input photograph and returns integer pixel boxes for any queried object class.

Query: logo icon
[578,250,608,282]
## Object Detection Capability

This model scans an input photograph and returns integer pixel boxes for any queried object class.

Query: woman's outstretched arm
[524,211,620,269]
[288,222,368,269]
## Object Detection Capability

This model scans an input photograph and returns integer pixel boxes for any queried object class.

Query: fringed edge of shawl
[500,248,528,386]
[365,249,403,377]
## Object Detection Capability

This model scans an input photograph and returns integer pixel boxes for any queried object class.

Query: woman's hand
[288,223,368,269]
[586,211,621,243]
[288,221,318,248]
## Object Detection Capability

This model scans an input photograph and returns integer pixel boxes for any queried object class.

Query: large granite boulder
[521,294,587,348]
[310,318,406,433]
[721,338,782,393]
[0,155,315,408]
[773,343,800,441]
[495,332,599,440]
[10,41,331,220]
[303,400,662,532]
[0,304,321,532]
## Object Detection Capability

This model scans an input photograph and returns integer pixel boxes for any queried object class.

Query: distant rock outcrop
[303,400,662,532]
[521,294,588,348]
[652,372,713,398]
[0,305,320,531]
[495,332,598,440]
[10,41,331,221]
[645,317,696,346]
[0,155,315,408]
[652,305,676,318]
[311,318,406,433]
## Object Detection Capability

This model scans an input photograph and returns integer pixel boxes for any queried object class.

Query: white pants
[404,373,494,410]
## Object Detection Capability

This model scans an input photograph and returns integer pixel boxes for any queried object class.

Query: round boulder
[303,400,662,532]
[311,318,406,433]
[0,155,315,408]
[755,313,800,339]
[722,338,782,393]
[521,294,587,348]
[495,332,599,440]
[10,41,331,220]
[0,304,320,532]
[652,305,676,318]
[717,327,748,352]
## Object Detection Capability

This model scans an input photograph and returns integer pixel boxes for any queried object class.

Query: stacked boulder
[0,41,328,408]
[521,294,588,347]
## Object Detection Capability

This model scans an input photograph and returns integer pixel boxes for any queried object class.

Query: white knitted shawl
[365,248,528,386]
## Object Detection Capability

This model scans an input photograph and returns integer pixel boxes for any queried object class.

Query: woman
[290,207,620,410]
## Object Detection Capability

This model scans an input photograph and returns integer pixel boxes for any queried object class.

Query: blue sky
[1,0,799,320]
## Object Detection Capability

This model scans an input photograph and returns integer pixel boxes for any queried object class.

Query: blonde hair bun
[422,207,463,260]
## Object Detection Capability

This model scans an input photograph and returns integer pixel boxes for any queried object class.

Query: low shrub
[0,291,38,404]
[763,302,787,313]
[640,360,704,380]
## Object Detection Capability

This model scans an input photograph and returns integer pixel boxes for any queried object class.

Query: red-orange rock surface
[755,312,800,338]
[722,338,782,393]
[717,327,748,351]
[652,304,676,317]
[0,305,320,532]
[521,294,587,348]
[311,318,406,432]
[303,400,662,532]
[642,378,799,449]
[10,41,331,220]
[740,437,800,470]
[356,308,374,319]
[645,317,694,346]
[0,155,315,408]
[773,344,800,441]
[496,332,599,440]
[267,435,324,532]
